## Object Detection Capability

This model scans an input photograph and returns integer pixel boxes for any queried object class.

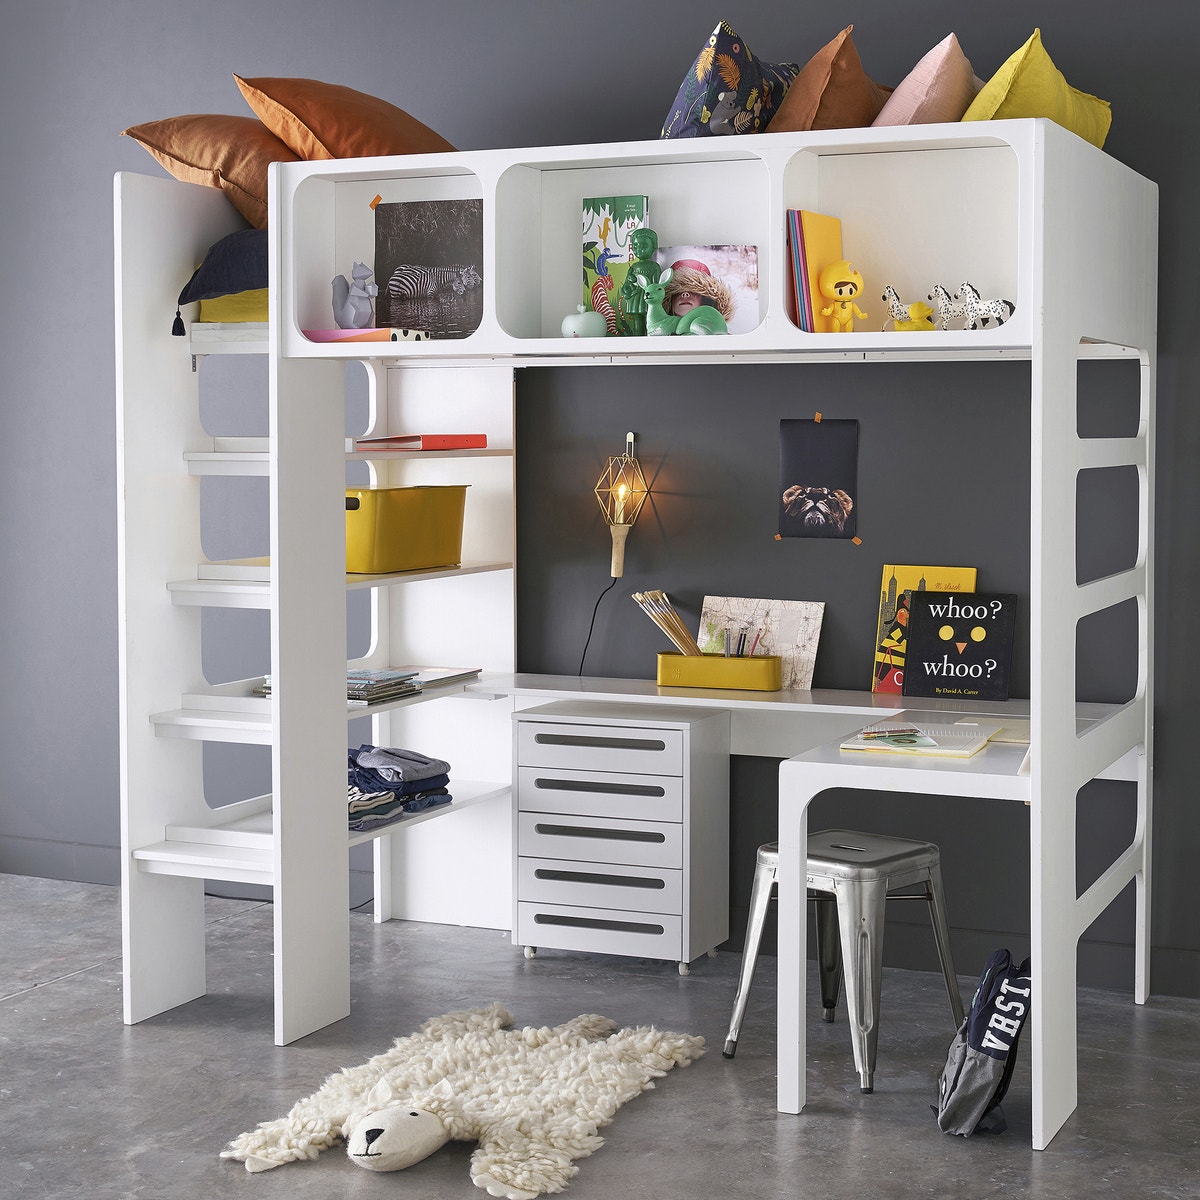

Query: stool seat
[723,829,965,1093]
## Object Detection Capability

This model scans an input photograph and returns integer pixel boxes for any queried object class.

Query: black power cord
[578,576,618,675]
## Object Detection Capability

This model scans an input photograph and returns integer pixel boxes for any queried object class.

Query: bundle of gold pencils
[631,590,703,656]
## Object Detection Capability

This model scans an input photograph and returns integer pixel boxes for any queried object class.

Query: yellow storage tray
[656,652,782,691]
[345,485,467,573]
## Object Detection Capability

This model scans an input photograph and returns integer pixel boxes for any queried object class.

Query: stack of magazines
[254,668,422,706]
[345,668,421,705]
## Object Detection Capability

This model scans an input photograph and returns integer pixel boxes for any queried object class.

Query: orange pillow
[234,75,456,160]
[766,25,891,133]
[120,113,297,228]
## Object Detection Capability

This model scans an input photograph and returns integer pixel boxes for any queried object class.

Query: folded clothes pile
[346,745,452,832]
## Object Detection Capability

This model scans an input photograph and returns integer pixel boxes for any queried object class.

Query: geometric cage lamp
[593,431,649,578]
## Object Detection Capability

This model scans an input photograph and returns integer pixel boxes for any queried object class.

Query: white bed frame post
[1027,122,1156,1148]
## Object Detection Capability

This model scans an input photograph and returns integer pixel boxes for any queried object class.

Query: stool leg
[925,864,966,1027]
[812,895,841,1022]
[723,858,776,1058]
[835,877,887,1093]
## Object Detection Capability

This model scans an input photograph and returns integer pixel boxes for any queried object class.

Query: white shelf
[188,322,268,356]
[150,677,495,743]
[132,781,510,884]
[185,441,514,476]
[168,558,514,608]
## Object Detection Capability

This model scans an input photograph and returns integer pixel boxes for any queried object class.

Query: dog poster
[778,418,859,539]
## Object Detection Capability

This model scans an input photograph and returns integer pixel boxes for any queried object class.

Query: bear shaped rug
[221,1003,705,1198]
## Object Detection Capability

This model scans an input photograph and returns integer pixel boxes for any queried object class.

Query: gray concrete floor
[3,871,1197,1199]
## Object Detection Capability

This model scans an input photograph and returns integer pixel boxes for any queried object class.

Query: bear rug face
[221,1003,705,1199]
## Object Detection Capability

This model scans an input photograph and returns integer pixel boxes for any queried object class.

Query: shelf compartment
[495,146,770,341]
[780,140,1024,342]
[132,781,510,884]
[276,122,1048,360]
[289,161,484,345]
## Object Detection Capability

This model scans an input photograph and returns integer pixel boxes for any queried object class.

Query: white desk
[776,717,1149,1151]
[495,677,1151,1150]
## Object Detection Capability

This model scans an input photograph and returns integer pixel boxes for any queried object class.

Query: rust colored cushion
[766,25,891,133]
[234,75,456,160]
[120,113,297,228]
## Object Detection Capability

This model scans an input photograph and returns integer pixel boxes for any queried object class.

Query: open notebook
[840,716,1007,759]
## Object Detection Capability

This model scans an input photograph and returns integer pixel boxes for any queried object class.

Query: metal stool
[722,829,965,1092]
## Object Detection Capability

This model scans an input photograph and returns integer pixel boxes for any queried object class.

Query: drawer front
[517,721,684,775]
[517,901,682,959]
[518,811,682,868]
[517,766,683,822]
[518,856,682,915]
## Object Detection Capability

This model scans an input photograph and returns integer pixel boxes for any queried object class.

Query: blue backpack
[934,949,1032,1136]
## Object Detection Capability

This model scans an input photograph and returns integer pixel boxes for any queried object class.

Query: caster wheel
[678,961,690,976]
[524,946,537,959]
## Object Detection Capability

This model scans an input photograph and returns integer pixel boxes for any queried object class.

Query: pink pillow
[873,33,982,127]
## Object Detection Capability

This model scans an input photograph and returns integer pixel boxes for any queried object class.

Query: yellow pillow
[234,75,456,160]
[962,28,1111,148]
[199,288,269,322]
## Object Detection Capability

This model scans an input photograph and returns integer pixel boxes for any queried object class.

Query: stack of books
[786,209,842,333]
[254,668,422,705]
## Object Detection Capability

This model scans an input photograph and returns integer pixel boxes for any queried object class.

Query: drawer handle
[533,733,666,752]
[533,777,665,798]
[533,913,665,935]
[534,868,666,890]
[534,822,665,844]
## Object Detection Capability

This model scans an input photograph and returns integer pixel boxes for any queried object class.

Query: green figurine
[618,227,662,336]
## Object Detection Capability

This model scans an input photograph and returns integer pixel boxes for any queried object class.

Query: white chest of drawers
[512,701,730,973]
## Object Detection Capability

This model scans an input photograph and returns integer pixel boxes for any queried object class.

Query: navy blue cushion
[177,228,268,305]
[661,21,799,138]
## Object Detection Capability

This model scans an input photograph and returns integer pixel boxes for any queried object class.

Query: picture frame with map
[697,595,825,691]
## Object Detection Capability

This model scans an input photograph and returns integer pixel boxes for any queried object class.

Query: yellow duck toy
[881,284,935,332]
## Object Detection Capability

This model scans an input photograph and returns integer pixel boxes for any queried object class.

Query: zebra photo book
[374,198,484,339]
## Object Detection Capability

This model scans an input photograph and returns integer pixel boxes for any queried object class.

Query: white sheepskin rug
[221,1002,705,1198]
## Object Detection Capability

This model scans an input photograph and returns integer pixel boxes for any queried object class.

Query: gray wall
[1,1,1195,996]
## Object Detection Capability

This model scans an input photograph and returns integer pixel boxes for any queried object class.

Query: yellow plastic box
[656,652,783,691]
[345,485,467,573]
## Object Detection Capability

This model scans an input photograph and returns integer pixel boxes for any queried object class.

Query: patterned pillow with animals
[661,21,799,138]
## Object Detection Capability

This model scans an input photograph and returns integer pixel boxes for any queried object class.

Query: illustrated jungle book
[582,195,649,335]
[872,564,977,694]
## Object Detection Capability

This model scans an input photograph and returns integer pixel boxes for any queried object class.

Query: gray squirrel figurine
[331,262,378,329]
